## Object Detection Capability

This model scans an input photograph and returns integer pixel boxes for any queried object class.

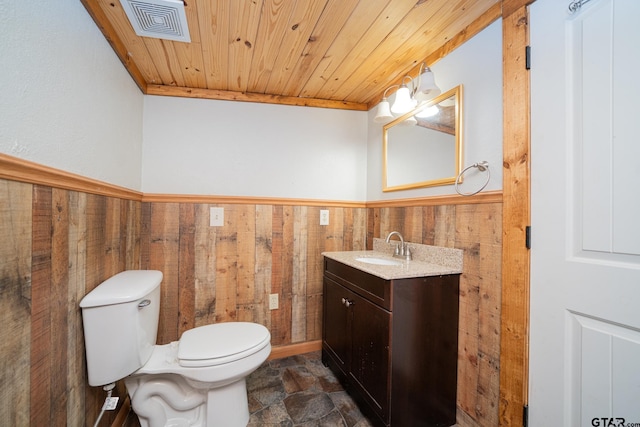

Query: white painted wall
[367,20,503,200]
[141,16,500,202]
[0,0,143,190]
[0,1,499,202]
[142,96,368,201]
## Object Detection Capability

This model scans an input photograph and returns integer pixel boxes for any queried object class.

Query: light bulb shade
[373,99,393,123]
[416,68,441,100]
[390,85,414,114]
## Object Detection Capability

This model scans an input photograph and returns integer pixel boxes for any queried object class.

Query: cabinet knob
[341,297,354,307]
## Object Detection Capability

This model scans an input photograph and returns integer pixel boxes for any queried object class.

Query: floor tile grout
[122,350,373,427]
[247,351,373,427]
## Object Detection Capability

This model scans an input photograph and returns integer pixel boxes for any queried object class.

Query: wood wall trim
[366,190,502,208]
[502,0,536,19]
[426,2,503,65]
[80,0,148,93]
[499,3,531,426]
[111,396,131,427]
[367,2,503,109]
[0,153,142,200]
[146,84,368,111]
[0,152,501,208]
[141,193,367,208]
[268,340,322,361]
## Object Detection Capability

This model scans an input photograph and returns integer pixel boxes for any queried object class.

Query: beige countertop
[323,239,463,280]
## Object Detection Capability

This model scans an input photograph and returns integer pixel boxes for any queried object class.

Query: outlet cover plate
[210,207,224,226]
[320,209,329,225]
[103,396,119,411]
[269,293,279,310]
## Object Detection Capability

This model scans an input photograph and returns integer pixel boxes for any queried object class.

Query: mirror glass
[383,85,463,192]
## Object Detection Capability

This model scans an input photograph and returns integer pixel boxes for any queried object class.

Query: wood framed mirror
[382,85,463,192]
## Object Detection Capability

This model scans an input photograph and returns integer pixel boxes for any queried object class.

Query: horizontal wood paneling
[145,84,369,110]
[268,340,322,361]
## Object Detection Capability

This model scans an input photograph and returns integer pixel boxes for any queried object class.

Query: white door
[530,0,640,426]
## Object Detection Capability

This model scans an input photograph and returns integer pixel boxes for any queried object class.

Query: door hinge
[523,404,529,427]
[525,226,531,249]
[525,45,531,70]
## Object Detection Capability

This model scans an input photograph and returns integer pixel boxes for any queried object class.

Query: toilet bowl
[80,270,271,427]
[126,322,270,427]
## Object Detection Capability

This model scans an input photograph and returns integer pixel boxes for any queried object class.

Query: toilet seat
[178,322,270,367]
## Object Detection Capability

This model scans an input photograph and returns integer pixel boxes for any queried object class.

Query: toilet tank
[80,270,163,386]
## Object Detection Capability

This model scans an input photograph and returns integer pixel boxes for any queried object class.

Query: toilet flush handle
[138,299,151,309]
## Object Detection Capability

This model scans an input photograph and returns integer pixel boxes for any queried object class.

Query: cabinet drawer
[324,258,391,310]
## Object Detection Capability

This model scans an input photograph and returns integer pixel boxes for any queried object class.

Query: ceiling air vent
[120,0,191,43]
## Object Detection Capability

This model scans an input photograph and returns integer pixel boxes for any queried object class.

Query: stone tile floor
[247,351,374,427]
[122,351,373,427]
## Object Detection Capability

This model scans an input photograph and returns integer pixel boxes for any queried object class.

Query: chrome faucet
[385,231,412,260]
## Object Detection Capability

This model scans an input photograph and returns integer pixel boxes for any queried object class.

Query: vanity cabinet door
[323,277,352,375]
[324,275,392,424]
[349,291,391,422]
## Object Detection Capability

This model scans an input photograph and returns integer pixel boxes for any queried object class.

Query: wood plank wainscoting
[0,154,502,427]
[139,199,368,347]
[0,177,143,427]
[367,196,502,427]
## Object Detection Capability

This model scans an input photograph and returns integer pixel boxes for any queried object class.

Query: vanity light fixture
[390,77,417,115]
[415,64,441,101]
[373,63,441,123]
[373,85,398,123]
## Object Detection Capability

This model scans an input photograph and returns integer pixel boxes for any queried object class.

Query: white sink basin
[355,257,402,266]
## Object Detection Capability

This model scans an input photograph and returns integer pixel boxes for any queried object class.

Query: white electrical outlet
[269,293,279,310]
[103,396,119,411]
[320,209,329,225]
[210,207,224,226]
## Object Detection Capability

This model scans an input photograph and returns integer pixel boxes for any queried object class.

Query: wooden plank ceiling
[82,0,501,110]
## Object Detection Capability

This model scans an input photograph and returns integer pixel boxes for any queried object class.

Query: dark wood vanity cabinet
[324,276,391,417]
[322,257,459,427]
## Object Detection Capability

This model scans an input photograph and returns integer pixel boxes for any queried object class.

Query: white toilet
[80,270,271,427]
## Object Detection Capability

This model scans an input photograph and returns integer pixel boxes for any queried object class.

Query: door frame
[499,1,534,426]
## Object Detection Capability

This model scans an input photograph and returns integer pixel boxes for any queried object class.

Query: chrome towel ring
[455,161,490,196]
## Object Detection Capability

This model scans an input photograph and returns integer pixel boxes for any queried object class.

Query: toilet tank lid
[80,270,163,308]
